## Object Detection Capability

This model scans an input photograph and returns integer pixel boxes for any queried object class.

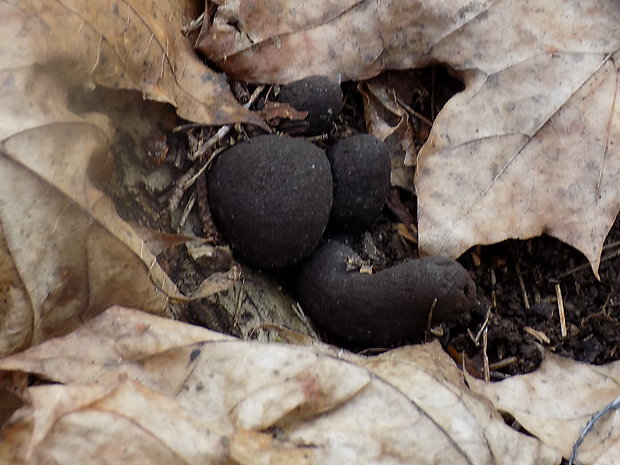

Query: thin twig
[181,12,205,35]
[554,243,620,280]
[524,326,550,345]
[395,95,434,127]
[516,263,530,310]
[490,268,497,309]
[482,328,490,382]
[305,133,330,142]
[245,85,265,109]
[168,166,198,212]
[232,278,246,329]
[489,356,517,371]
[555,283,567,338]
[173,122,205,132]
[603,239,620,251]
[188,126,230,161]
[426,298,438,335]
[569,395,620,465]
[177,191,196,231]
[471,307,492,346]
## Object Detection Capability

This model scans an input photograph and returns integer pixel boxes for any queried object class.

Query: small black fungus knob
[295,241,477,346]
[207,135,333,268]
[327,134,391,234]
[278,75,343,135]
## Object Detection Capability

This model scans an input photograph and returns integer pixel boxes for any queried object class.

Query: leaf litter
[0,307,562,465]
[0,0,620,464]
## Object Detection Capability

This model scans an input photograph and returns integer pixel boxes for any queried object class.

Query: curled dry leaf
[257,101,309,122]
[0,379,230,465]
[0,307,560,465]
[468,353,620,465]
[0,0,260,355]
[358,79,416,190]
[197,0,620,274]
[360,345,561,465]
[9,0,257,126]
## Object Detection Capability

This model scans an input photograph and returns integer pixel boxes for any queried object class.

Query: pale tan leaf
[4,0,257,126]
[0,379,230,465]
[0,307,234,388]
[0,68,177,354]
[0,307,560,465]
[359,343,561,465]
[417,47,620,274]
[0,0,265,355]
[188,267,238,300]
[198,0,363,66]
[195,0,494,83]
[197,0,620,272]
[0,229,32,355]
[468,353,620,465]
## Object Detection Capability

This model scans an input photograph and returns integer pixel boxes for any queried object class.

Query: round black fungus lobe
[327,134,391,234]
[207,135,333,268]
[295,241,477,346]
[278,75,343,135]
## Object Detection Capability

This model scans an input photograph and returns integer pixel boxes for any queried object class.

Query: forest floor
[112,67,620,379]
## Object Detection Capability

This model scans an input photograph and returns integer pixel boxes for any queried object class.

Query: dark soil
[456,222,620,377]
[109,66,620,379]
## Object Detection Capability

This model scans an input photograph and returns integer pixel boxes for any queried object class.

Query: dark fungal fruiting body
[295,241,477,346]
[278,75,343,135]
[327,134,391,234]
[207,135,333,268]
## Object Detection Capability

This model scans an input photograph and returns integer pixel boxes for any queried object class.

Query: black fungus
[327,134,391,234]
[295,241,477,346]
[278,75,343,135]
[207,135,333,268]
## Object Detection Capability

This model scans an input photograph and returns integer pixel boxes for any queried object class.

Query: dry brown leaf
[5,0,257,126]
[0,379,230,465]
[0,307,561,465]
[0,63,179,355]
[197,0,362,68]
[468,353,620,465]
[358,79,416,190]
[197,0,620,273]
[257,101,309,121]
[0,0,264,355]
[359,345,561,465]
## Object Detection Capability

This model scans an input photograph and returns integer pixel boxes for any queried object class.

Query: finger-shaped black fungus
[295,241,477,346]
[278,75,343,135]
[327,134,391,234]
[207,135,333,268]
